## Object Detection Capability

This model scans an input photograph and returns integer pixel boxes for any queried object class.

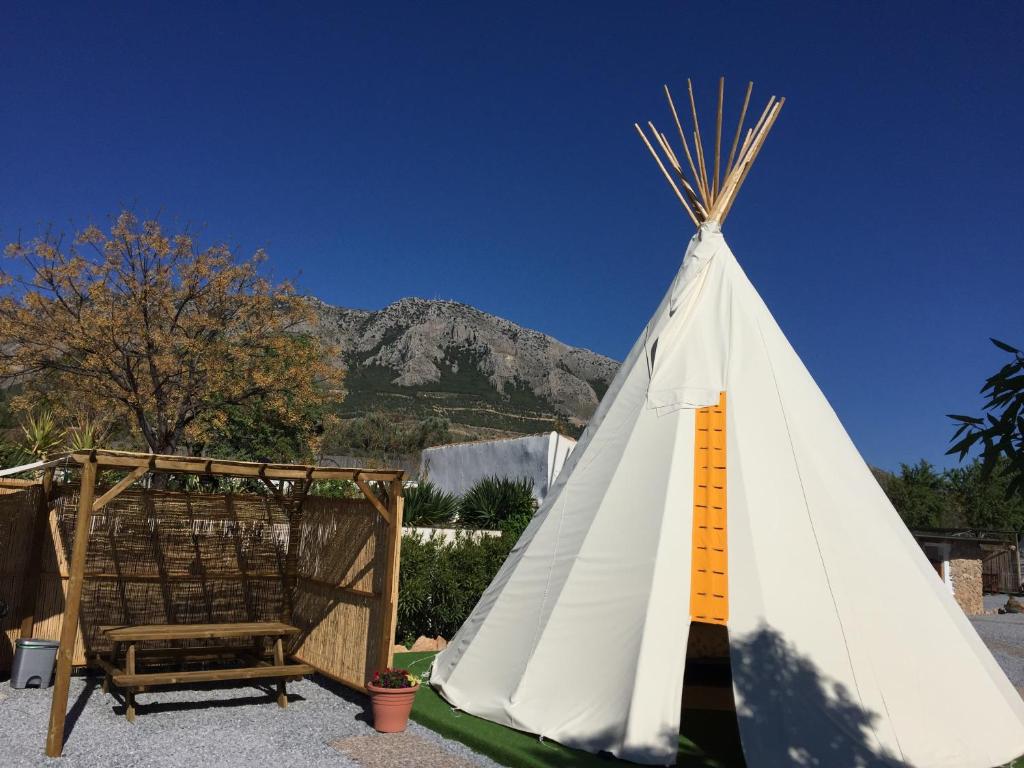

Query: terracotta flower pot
[367,682,419,733]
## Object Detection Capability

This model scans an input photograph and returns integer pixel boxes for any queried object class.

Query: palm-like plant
[66,415,110,452]
[404,481,460,527]
[19,410,65,460]
[459,476,535,530]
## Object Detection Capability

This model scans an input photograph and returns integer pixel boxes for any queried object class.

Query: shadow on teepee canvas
[729,625,909,768]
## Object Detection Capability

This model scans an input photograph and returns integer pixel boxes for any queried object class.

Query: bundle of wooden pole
[635,77,784,227]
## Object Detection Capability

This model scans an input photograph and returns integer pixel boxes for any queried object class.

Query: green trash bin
[11,638,59,688]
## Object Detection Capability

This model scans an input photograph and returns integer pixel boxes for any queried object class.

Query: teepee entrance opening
[680,622,744,764]
[682,623,734,711]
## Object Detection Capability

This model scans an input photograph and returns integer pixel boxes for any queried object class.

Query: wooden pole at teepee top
[713,76,724,199]
[653,129,708,219]
[638,77,783,226]
[686,80,711,202]
[664,85,705,210]
[725,81,753,180]
[46,458,97,757]
[720,98,784,223]
[634,124,700,227]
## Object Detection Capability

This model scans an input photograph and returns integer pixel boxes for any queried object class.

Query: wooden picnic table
[94,621,315,721]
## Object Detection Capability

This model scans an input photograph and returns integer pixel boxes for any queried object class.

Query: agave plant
[403,481,460,527]
[66,415,110,452]
[19,410,65,460]
[458,476,536,530]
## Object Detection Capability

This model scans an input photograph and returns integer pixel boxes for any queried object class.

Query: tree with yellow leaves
[0,212,341,458]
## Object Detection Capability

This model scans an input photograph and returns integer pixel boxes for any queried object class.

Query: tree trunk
[135,413,178,489]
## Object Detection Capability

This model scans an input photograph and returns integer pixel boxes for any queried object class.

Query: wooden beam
[295,576,379,601]
[19,468,54,639]
[259,475,284,500]
[75,571,286,581]
[378,478,404,672]
[356,478,393,527]
[66,449,404,483]
[92,465,150,513]
[46,458,97,757]
[94,645,268,664]
[0,477,43,487]
[101,621,300,641]
[112,662,314,688]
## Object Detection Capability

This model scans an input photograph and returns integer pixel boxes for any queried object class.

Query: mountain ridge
[310,296,620,439]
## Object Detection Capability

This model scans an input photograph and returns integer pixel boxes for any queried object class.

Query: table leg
[273,637,287,708]
[125,643,136,722]
[103,641,120,694]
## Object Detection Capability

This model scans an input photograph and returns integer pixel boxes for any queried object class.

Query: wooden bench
[95,622,314,721]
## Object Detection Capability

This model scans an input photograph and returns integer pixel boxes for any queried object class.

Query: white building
[419,432,575,503]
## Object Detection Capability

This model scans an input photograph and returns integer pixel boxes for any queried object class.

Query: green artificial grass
[396,652,1024,768]
[394,652,744,768]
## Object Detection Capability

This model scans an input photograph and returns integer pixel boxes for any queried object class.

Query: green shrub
[396,476,538,644]
[397,512,532,645]
[404,481,460,527]
[311,479,361,499]
[459,476,535,529]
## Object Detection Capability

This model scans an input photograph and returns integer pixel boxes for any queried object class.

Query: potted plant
[366,668,420,732]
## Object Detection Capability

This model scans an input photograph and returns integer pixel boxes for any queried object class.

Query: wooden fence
[0,481,395,688]
[0,482,43,670]
[291,496,390,689]
[983,544,1022,594]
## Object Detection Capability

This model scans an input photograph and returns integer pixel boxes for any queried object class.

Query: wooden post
[19,467,55,639]
[282,479,309,626]
[45,458,97,757]
[266,475,309,628]
[273,636,287,708]
[1016,535,1023,592]
[377,479,404,672]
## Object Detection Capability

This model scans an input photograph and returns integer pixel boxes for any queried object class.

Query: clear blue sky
[2,2,1022,471]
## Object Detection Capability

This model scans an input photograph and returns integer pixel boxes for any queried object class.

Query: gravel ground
[971,612,1024,688]
[4,617,1023,768]
[331,733,483,767]
[0,673,502,768]
[985,593,1015,614]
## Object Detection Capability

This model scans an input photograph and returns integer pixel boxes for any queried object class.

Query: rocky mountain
[310,297,619,439]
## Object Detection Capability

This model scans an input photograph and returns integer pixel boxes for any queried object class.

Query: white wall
[420,432,576,502]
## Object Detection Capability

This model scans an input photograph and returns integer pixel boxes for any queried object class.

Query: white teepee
[430,79,1024,767]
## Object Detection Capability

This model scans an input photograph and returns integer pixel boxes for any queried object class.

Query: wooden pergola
[32,449,405,758]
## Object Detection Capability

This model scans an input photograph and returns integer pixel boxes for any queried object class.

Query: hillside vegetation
[311,297,618,447]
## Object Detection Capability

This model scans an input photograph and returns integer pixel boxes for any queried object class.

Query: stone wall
[950,541,984,615]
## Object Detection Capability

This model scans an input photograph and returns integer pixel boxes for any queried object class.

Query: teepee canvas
[430,79,1024,767]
